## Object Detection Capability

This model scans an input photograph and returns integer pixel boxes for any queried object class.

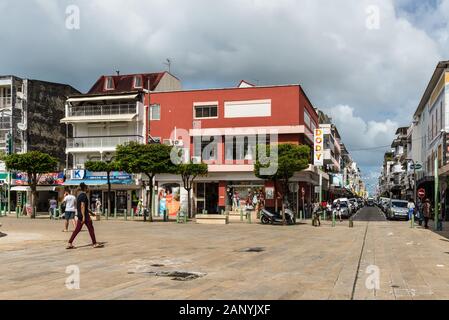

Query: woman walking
[423,198,431,229]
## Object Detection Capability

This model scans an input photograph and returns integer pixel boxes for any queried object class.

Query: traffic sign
[410,163,423,171]
[418,188,426,199]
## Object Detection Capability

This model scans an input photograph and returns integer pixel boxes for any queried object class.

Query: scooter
[260,207,296,225]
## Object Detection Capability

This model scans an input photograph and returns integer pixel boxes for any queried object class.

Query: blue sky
[0,0,448,194]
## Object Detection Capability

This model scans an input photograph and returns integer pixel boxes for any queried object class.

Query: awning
[64,179,134,186]
[11,186,58,192]
[66,94,139,103]
[60,114,137,123]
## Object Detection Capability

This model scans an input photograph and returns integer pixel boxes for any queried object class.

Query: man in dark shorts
[67,183,103,249]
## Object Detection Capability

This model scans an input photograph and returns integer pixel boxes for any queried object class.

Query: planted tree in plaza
[176,162,208,218]
[85,160,122,217]
[5,151,58,219]
[116,142,177,222]
[254,143,310,224]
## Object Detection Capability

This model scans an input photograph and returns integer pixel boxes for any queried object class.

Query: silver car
[387,200,409,220]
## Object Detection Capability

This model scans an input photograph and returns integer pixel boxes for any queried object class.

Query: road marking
[351,222,370,300]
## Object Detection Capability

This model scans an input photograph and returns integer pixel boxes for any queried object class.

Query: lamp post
[405,159,417,206]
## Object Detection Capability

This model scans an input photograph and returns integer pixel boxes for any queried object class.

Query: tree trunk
[31,187,37,219]
[148,184,154,222]
[187,188,192,218]
[107,172,112,219]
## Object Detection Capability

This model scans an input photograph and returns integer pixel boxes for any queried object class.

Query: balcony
[66,135,144,153]
[0,96,12,109]
[62,103,138,123]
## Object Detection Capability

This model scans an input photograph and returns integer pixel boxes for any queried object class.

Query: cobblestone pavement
[1,207,449,300]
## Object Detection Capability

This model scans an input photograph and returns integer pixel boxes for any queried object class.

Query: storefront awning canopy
[64,179,134,186]
[11,186,58,192]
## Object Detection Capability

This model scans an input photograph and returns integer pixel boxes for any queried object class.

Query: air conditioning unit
[173,139,184,147]
[163,139,173,146]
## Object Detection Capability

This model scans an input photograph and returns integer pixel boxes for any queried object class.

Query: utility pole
[435,157,441,231]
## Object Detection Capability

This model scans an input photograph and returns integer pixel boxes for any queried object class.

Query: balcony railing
[0,96,12,108]
[67,136,144,149]
[68,103,137,117]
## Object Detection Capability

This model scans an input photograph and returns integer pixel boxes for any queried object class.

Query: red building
[147,81,329,216]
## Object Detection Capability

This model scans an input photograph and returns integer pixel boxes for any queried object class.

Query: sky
[1,0,448,194]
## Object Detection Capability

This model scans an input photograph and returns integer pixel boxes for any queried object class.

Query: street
[2,207,449,300]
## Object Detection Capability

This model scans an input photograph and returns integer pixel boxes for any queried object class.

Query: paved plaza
[1,207,449,300]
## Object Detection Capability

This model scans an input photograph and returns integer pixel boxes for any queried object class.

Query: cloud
[0,0,448,193]
[324,105,398,182]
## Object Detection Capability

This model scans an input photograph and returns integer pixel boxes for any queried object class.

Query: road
[353,205,386,221]
[2,209,449,300]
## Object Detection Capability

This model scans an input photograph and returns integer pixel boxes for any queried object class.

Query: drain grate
[129,270,207,281]
[242,247,265,253]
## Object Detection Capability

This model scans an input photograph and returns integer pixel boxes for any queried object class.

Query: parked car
[386,200,409,220]
[332,202,351,219]
[348,198,359,212]
[367,198,375,206]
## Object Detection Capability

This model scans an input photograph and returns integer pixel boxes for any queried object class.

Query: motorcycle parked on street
[260,206,296,225]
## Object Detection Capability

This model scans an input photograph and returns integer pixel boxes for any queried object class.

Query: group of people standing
[408,198,433,229]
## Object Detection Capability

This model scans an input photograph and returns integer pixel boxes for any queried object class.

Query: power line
[346,134,427,152]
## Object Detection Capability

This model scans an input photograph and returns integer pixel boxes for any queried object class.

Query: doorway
[195,182,219,214]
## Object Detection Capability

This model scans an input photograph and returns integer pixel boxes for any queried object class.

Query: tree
[176,162,208,218]
[5,151,58,219]
[85,160,121,217]
[254,143,310,224]
[116,142,177,222]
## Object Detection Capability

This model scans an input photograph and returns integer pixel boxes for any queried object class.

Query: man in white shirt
[62,189,77,232]
[407,199,416,221]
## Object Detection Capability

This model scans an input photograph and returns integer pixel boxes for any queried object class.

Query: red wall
[147,85,318,140]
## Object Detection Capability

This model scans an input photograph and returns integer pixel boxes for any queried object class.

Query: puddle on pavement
[0,232,6,238]
[128,269,206,281]
[126,258,205,281]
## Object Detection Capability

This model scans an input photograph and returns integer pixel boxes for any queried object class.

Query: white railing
[68,103,137,117]
[67,136,144,149]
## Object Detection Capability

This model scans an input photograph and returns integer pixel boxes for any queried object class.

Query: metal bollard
[131,208,134,220]
[349,218,354,228]
[114,207,117,219]
[332,212,336,227]
[247,211,252,224]
[124,209,127,221]
[105,209,108,220]
[240,209,244,222]
[411,213,414,228]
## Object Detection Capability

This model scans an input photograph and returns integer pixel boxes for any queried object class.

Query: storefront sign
[14,172,65,186]
[314,129,324,166]
[71,170,132,181]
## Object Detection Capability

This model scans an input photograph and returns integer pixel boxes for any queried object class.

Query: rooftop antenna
[164,58,172,73]
[116,70,120,76]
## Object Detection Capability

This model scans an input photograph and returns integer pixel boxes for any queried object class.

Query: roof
[87,72,171,94]
[414,61,449,119]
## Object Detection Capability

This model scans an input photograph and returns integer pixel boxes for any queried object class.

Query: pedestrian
[335,200,342,222]
[62,189,77,232]
[407,198,415,221]
[312,200,321,226]
[66,183,103,249]
[49,197,58,219]
[95,198,102,215]
[423,198,431,229]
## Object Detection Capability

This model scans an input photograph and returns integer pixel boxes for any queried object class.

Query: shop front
[64,170,139,215]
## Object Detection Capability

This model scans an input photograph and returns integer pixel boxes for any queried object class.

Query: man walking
[67,183,103,249]
[62,189,77,232]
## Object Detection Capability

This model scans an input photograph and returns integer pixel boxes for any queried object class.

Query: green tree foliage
[176,162,208,218]
[85,160,121,217]
[254,143,310,224]
[5,151,58,218]
[116,142,177,222]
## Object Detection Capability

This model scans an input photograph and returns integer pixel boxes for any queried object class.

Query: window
[304,109,311,129]
[441,101,444,132]
[133,75,143,88]
[194,105,218,119]
[105,77,115,90]
[150,104,160,120]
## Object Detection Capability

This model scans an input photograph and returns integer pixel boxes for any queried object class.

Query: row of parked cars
[376,197,410,221]
[329,197,365,219]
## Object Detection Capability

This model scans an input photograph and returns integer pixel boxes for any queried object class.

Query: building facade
[0,75,80,212]
[62,72,181,214]
[148,82,328,217]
